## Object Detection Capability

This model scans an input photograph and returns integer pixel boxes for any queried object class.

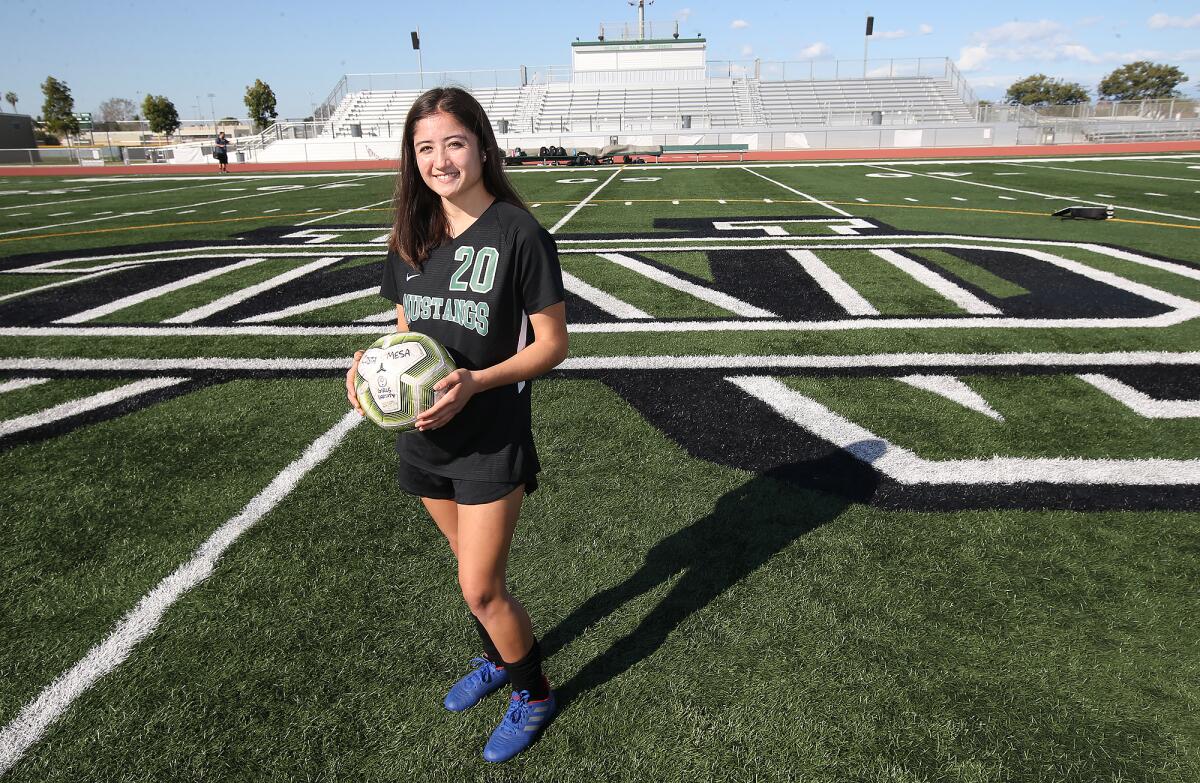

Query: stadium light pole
[412,28,423,89]
[863,15,874,77]
[207,93,216,131]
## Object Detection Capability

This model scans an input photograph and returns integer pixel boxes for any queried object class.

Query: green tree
[1098,61,1188,101]
[243,79,278,132]
[41,76,80,138]
[1005,74,1090,106]
[141,94,181,138]
[4,91,16,113]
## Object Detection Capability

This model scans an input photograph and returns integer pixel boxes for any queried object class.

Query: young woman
[344,87,567,763]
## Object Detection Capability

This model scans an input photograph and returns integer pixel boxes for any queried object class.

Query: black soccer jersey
[379,200,565,483]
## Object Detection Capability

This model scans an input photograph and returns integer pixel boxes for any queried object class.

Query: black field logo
[2,219,1198,510]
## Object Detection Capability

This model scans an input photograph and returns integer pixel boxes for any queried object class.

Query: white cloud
[741,44,754,57]
[875,28,911,40]
[956,44,991,72]
[919,23,933,35]
[730,19,749,30]
[1060,44,1100,63]
[675,7,692,23]
[956,19,1110,72]
[978,19,1063,43]
[1148,13,1200,29]
[799,41,831,59]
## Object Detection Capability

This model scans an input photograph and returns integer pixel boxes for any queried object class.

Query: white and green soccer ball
[355,332,456,431]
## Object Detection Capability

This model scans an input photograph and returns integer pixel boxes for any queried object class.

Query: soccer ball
[355,332,456,431]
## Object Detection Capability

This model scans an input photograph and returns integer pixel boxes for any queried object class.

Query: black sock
[503,639,549,700]
[471,614,503,666]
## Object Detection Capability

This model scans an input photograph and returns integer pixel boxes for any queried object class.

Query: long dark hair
[388,87,527,269]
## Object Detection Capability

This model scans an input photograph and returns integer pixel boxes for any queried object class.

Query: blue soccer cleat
[482,688,556,763]
[443,657,509,712]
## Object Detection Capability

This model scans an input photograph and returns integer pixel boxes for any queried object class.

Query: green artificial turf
[1,156,1198,782]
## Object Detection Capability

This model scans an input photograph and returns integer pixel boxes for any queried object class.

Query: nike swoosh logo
[406,273,421,281]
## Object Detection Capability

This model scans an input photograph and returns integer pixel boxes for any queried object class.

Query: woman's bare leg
[454,486,534,662]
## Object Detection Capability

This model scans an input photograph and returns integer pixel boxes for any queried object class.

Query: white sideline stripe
[293,198,392,226]
[162,257,343,323]
[1077,373,1200,418]
[0,377,187,438]
[55,259,266,324]
[897,375,1004,421]
[0,377,50,394]
[871,164,1200,224]
[1,301,1195,338]
[561,270,652,319]
[1006,162,1200,183]
[0,269,123,305]
[239,287,381,323]
[597,252,775,318]
[8,234,1196,277]
[0,411,362,775]
[870,249,1002,315]
[786,250,879,315]
[729,375,1200,485]
[503,155,1200,176]
[740,166,854,217]
[549,168,621,234]
[3,351,1198,375]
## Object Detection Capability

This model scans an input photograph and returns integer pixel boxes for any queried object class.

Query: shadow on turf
[542,444,882,715]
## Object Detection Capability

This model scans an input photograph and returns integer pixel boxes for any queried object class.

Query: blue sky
[3,0,1198,120]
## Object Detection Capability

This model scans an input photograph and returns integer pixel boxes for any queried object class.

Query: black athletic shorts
[215,152,228,163]
[396,459,538,505]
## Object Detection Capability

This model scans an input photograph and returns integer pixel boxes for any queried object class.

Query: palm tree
[3,92,17,113]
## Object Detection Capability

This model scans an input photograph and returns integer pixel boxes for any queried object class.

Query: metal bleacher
[757,76,975,126]
[322,70,978,137]
[534,80,740,132]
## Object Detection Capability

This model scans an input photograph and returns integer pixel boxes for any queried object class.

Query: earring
[481,152,488,162]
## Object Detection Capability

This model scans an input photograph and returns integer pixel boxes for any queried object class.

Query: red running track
[3,140,1199,177]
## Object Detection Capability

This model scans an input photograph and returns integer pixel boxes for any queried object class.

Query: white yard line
[897,375,1004,421]
[869,249,1002,315]
[549,169,622,234]
[1076,373,1200,418]
[1004,161,1200,183]
[293,198,392,227]
[55,259,266,324]
[596,252,776,318]
[0,377,188,438]
[0,179,233,212]
[0,174,379,237]
[786,250,879,316]
[76,173,390,183]
[561,270,652,319]
[729,375,1200,485]
[0,268,126,305]
[870,165,1200,223]
[0,411,362,775]
[161,257,344,323]
[355,309,398,323]
[0,377,50,394]
[740,167,854,216]
[239,287,381,323]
